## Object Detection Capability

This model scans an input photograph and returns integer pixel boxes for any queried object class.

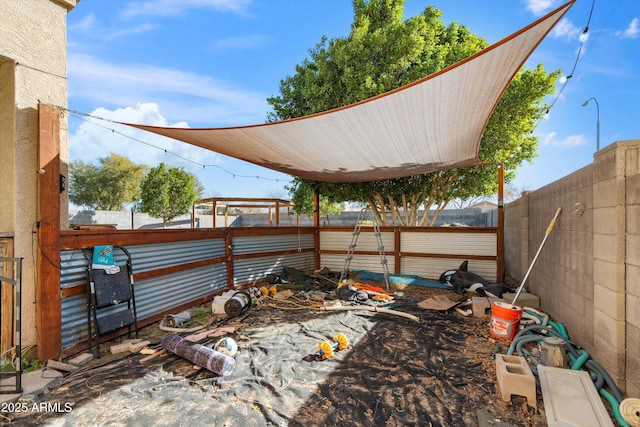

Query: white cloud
[541,131,557,146]
[103,23,157,40]
[541,132,588,147]
[523,0,560,16]
[68,12,96,31]
[67,53,269,125]
[68,103,290,199]
[617,17,640,39]
[551,18,581,40]
[559,134,588,147]
[69,103,222,170]
[67,11,156,41]
[121,0,252,19]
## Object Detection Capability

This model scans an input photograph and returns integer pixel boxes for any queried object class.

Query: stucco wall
[0,58,16,234]
[0,0,76,347]
[505,139,640,397]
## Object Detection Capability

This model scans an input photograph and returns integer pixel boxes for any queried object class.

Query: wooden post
[225,230,234,288]
[394,228,401,274]
[313,189,320,269]
[212,201,217,228]
[36,104,62,362]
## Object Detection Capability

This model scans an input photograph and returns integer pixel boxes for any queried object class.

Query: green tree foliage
[287,183,343,218]
[69,153,148,210]
[192,175,206,202]
[139,163,197,226]
[267,0,558,225]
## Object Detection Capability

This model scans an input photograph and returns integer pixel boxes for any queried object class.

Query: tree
[286,181,343,221]
[267,0,558,225]
[192,175,206,202]
[69,153,148,210]
[139,163,197,227]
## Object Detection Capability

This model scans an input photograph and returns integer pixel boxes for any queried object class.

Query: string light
[65,108,292,183]
[532,0,597,129]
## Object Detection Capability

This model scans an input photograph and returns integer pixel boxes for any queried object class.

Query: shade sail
[123,1,573,182]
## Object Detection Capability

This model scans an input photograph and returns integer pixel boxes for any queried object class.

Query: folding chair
[83,246,138,358]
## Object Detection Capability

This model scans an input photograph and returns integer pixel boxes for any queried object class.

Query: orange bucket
[490,301,523,341]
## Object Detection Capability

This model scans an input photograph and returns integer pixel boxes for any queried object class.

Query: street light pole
[582,97,600,151]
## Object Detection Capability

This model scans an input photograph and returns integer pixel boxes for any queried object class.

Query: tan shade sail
[123,1,573,182]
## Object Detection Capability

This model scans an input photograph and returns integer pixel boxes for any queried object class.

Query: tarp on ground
[121,2,573,182]
[26,303,507,426]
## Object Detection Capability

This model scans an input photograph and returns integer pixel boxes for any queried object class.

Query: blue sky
[66,0,639,200]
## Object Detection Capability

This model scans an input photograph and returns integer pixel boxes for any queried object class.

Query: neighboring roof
[122,1,574,183]
[467,201,499,213]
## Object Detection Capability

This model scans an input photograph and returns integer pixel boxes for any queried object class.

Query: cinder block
[472,296,500,318]
[495,353,536,408]
[503,292,540,309]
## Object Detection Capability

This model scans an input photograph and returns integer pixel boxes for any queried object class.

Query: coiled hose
[508,318,629,426]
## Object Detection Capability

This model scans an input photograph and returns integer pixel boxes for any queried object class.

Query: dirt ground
[4,276,549,427]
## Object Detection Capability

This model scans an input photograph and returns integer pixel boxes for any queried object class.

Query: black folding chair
[83,246,138,358]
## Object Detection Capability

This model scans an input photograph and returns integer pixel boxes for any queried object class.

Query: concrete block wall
[528,164,595,350]
[503,196,523,281]
[505,139,640,397]
[625,156,640,396]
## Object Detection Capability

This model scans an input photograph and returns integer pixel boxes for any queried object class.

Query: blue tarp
[352,270,451,289]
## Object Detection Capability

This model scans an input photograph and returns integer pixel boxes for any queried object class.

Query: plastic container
[489,301,523,341]
[539,336,569,368]
[211,290,235,316]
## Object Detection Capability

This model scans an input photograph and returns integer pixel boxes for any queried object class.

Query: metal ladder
[340,208,390,290]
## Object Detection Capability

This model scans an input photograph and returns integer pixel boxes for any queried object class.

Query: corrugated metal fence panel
[232,233,314,255]
[233,252,315,286]
[61,294,90,350]
[125,239,226,273]
[60,240,228,351]
[60,230,498,349]
[133,263,228,319]
[60,250,91,289]
[400,257,497,283]
[61,263,228,350]
[62,296,169,351]
[320,230,395,252]
[401,232,496,256]
[60,239,226,288]
[319,254,345,272]
[320,253,395,275]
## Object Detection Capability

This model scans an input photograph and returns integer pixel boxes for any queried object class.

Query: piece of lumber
[110,342,132,354]
[128,340,151,353]
[185,330,211,342]
[185,326,236,342]
[47,359,79,372]
[67,352,94,367]
[139,349,166,363]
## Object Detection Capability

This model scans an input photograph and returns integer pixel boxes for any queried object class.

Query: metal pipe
[512,207,562,305]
